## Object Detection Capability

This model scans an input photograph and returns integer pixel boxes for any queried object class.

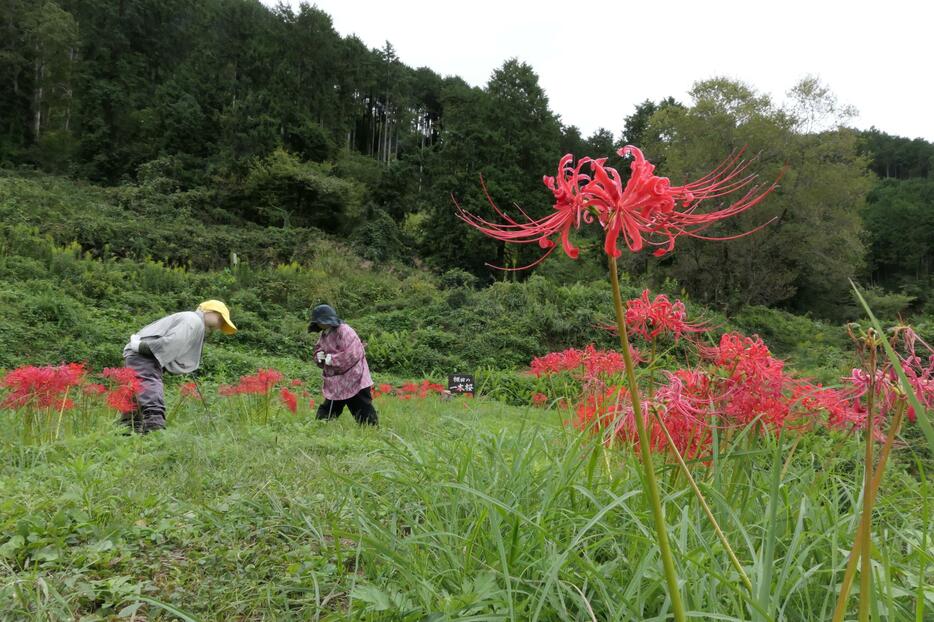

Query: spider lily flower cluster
[529,344,636,379]
[217,369,314,421]
[0,363,142,444]
[218,369,285,396]
[1,363,87,411]
[372,380,447,399]
[599,290,708,342]
[529,292,931,460]
[456,146,782,268]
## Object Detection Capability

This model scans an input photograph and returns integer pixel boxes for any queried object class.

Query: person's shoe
[119,415,145,435]
[140,412,166,434]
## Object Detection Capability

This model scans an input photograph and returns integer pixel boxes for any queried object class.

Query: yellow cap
[198,300,237,335]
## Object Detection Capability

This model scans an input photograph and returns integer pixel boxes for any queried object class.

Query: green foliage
[0,171,867,387]
[350,207,410,263]
[852,286,916,320]
[415,60,562,277]
[1,399,928,620]
[633,78,872,321]
[0,0,928,322]
[238,149,364,230]
[861,178,934,306]
[859,128,934,180]
[730,306,850,382]
[0,173,328,270]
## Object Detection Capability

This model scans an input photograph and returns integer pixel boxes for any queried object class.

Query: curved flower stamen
[456,144,784,267]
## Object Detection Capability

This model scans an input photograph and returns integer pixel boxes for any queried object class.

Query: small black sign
[448,373,475,395]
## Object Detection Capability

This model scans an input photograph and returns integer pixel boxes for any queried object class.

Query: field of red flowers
[1,287,931,620]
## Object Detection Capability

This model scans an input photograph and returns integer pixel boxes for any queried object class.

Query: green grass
[1,396,931,621]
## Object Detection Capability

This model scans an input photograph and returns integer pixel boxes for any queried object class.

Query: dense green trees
[0,0,931,321]
[630,78,872,318]
[856,130,934,311]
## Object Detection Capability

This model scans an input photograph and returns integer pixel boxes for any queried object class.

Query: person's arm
[325,326,364,373]
[310,329,327,367]
[137,340,153,356]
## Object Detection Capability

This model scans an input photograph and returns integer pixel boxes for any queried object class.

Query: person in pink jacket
[309,304,378,425]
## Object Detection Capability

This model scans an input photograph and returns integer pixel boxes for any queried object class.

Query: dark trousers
[123,352,166,432]
[316,386,378,426]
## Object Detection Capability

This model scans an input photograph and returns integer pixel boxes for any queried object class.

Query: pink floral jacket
[314,323,373,401]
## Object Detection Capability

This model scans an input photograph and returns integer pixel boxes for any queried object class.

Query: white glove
[316,351,326,363]
[324,353,333,366]
[129,334,141,352]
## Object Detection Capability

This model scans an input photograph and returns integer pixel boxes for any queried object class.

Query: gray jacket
[124,311,206,374]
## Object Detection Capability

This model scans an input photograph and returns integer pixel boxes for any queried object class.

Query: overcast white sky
[268,0,933,141]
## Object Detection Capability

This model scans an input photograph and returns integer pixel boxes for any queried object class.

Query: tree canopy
[1,0,931,320]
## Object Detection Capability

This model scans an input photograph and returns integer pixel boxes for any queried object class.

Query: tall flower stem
[858,348,878,622]
[53,387,71,442]
[651,408,753,594]
[832,398,905,622]
[608,255,686,622]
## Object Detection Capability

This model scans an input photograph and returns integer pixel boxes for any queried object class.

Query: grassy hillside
[2,395,930,620]
[0,172,857,385]
[1,172,931,620]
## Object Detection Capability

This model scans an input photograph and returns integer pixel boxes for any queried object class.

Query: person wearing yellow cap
[121,300,236,433]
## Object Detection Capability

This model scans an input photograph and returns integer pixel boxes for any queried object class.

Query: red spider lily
[374,380,446,399]
[1,363,86,410]
[575,374,714,460]
[824,368,908,440]
[701,333,792,429]
[897,328,934,422]
[791,364,921,443]
[530,344,638,380]
[456,145,781,269]
[180,382,199,398]
[550,329,908,444]
[793,382,865,433]
[290,378,303,387]
[83,383,107,396]
[102,367,142,413]
[646,371,715,459]
[600,146,782,257]
[219,369,284,396]
[105,390,136,413]
[700,334,851,433]
[371,383,392,398]
[575,386,627,432]
[280,388,298,414]
[698,328,926,438]
[815,326,934,434]
[702,332,777,375]
[309,398,316,409]
[624,290,707,341]
[417,380,446,398]
[400,380,446,398]
[534,346,641,431]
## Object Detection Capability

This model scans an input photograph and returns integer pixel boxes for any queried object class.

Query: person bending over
[309,304,378,426]
[123,300,236,433]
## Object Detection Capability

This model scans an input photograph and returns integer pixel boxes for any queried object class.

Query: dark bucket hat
[308,304,342,332]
